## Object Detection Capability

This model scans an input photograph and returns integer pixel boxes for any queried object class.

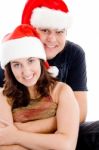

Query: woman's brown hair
[3,60,57,109]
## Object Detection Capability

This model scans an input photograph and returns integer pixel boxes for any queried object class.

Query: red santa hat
[22,0,72,29]
[1,24,59,77]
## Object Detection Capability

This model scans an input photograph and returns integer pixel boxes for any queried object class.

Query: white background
[0,0,99,121]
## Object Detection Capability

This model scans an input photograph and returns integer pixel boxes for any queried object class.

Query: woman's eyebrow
[10,61,20,64]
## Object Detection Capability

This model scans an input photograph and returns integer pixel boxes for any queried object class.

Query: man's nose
[47,32,57,42]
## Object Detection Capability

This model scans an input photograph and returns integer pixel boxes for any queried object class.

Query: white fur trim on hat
[30,7,72,29]
[48,66,59,77]
[1,37,46,69]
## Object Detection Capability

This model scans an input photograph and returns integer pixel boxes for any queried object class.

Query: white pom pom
[48,66,59,77]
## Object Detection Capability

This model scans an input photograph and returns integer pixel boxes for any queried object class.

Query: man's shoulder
[48,41,85,66]
[64,40,85,54]
[61,41,85,60]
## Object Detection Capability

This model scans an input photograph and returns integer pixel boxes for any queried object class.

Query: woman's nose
[22,65,31,76]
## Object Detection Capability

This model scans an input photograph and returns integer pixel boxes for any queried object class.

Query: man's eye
[28,59,35,63]
[56,31,64,34]
[40,29,48,33]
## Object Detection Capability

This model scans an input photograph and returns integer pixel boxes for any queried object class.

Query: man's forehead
[37,28,66,32]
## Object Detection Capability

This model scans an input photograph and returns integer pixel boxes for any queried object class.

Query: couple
[0,0,99,149]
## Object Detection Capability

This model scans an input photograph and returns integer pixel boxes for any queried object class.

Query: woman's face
[10,57,41,88]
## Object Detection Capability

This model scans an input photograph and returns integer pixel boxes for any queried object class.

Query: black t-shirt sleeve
[0,66,4,87]
[66,45,87,91]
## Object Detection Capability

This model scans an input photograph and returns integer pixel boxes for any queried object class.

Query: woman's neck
[28,86,40,99]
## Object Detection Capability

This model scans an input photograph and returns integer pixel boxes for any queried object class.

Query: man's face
[36,28,67,60]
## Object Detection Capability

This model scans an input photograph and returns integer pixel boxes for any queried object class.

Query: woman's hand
[0,124,19,145]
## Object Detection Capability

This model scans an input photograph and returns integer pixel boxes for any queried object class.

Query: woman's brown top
[8,96,57,123]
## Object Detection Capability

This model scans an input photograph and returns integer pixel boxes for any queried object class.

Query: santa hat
[1,24,59,77]
[22,0,72,29]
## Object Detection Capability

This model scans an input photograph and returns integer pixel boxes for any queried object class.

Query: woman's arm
[0,145,28,150]
[0,84,80,150]
[0,89,28,150]
[0,117,57,150]
[15,116,57,133]
[74,91,87,123]
[0,89,13,125]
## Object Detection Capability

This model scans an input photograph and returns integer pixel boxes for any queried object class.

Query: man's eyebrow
[56,28,65,31]
[28,57,34,60]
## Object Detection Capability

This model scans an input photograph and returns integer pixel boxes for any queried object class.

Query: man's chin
[47,54,56,60]
[45,50,58,60]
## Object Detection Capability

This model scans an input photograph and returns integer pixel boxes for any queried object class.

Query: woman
[0,24,79,150]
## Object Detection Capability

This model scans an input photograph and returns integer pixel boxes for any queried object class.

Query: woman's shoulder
[0,87,5,98]
[51,82,73,103]
[55,82,72,92]
[0,87,9,105]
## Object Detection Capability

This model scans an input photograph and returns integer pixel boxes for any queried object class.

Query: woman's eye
[13,63,20,68]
